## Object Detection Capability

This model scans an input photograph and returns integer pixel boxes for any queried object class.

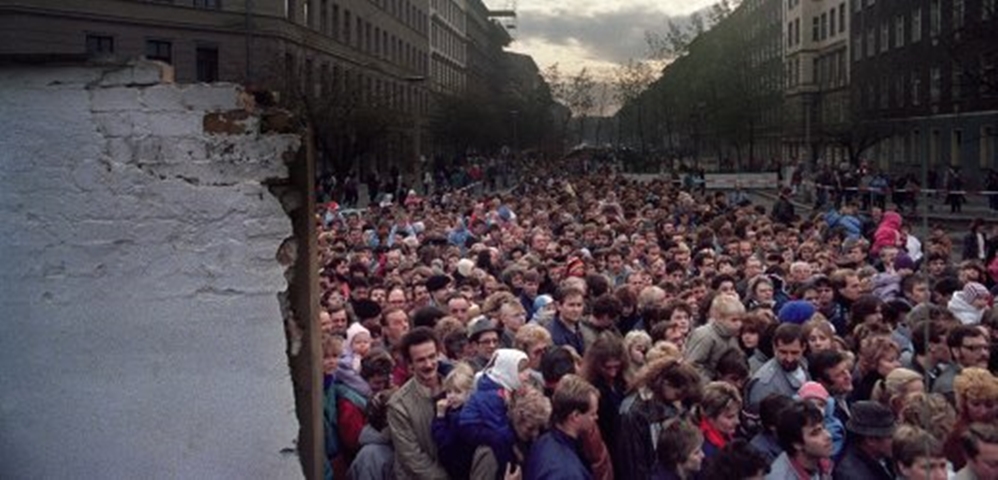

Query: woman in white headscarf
[458,349,530,475]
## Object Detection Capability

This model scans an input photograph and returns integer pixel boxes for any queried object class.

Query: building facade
[727,0,786,169]
[464,0,511,99]
[783,0,852,166]
[850,0,998,182]
[428,0,467,93]
[0,0,434,175]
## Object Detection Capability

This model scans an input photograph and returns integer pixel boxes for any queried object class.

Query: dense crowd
[315,157,998,480]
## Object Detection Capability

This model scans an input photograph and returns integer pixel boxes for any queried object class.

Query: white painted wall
[0,62,303,479]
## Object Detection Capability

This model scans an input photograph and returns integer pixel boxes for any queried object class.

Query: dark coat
[832,442,896,480]
[525,428,592,480]
[613,393,680,480]
[548,315,586,355]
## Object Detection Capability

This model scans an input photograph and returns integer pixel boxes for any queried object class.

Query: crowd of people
[315,156,998,480]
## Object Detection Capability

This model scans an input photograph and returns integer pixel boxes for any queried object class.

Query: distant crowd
[315,155,998,480]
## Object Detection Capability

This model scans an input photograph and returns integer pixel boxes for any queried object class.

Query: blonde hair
[898,392,956,441]
[515,324,552,352]
[443,362,475,394]
[698,381,742,420]
[857,334,900,376]
[644,340,682,364]
[623,330,653,360]
[482,292,518,316]
[954,367,998,416]
[509,385,552,433]
[872,368,922,406]
[710,293,746,320]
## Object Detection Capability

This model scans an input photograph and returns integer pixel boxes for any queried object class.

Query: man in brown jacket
[387,327,449,480]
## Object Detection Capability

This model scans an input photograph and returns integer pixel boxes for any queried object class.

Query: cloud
[492,0,717,77]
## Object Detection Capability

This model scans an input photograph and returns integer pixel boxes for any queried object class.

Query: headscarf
[484,349,528,391]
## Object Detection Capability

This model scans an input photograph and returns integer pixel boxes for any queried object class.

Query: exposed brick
[260,110,296,134]
[204,110,253,135]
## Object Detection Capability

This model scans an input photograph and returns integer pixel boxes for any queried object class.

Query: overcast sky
[484,0,718,77]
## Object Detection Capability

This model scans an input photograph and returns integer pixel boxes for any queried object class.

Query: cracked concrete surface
[0,61,304,479]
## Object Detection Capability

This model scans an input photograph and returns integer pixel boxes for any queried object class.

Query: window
[344,10,351,45]
[881,23,889,52]
[839,3,846,33]
[320,0,328,34]
[912,8,922,42]
[813,16,820,41]
[930,0,941,37]
[196,46,219,82]
[194,0,220,8]
[895,15,905,48]
[953,62,962,100]
[145,39,172,64]
[911,130,922,165]
[930,67,941,103]
[880,76,889,109]
[830,10,836,36]
[355,17,362,48]
[332,4,339,40]
[954,0,965,30]
[853,34,863,61]
[866,28,875,57]
[912,71,922,105]
[788,22,794,47]
[821,13,828,40]
[86,34,114,55]
[795,18,801,45]
[895,75,905,106]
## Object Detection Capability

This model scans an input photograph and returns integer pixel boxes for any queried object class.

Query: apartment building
[850,0,997,179]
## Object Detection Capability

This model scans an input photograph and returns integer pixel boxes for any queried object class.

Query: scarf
[699,416,730,449]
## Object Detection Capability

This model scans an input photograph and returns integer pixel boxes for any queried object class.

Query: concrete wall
[0,61,304,479]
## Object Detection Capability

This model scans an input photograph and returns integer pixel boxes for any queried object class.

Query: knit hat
[346,322,371,347]
[893,253,916,272]
[534,295,554,312]
[798,381,830,402]
[963,282,991,303]
[456,258,476,277]
[778,300,816,325]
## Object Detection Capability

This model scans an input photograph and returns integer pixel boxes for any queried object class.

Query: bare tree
[613,59,655,151]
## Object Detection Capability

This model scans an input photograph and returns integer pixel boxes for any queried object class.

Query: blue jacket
[824,209,863,240]
[431,406,475,480]
[459,375,517,470]
[525,428,593,480]
[547,316,586,355]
